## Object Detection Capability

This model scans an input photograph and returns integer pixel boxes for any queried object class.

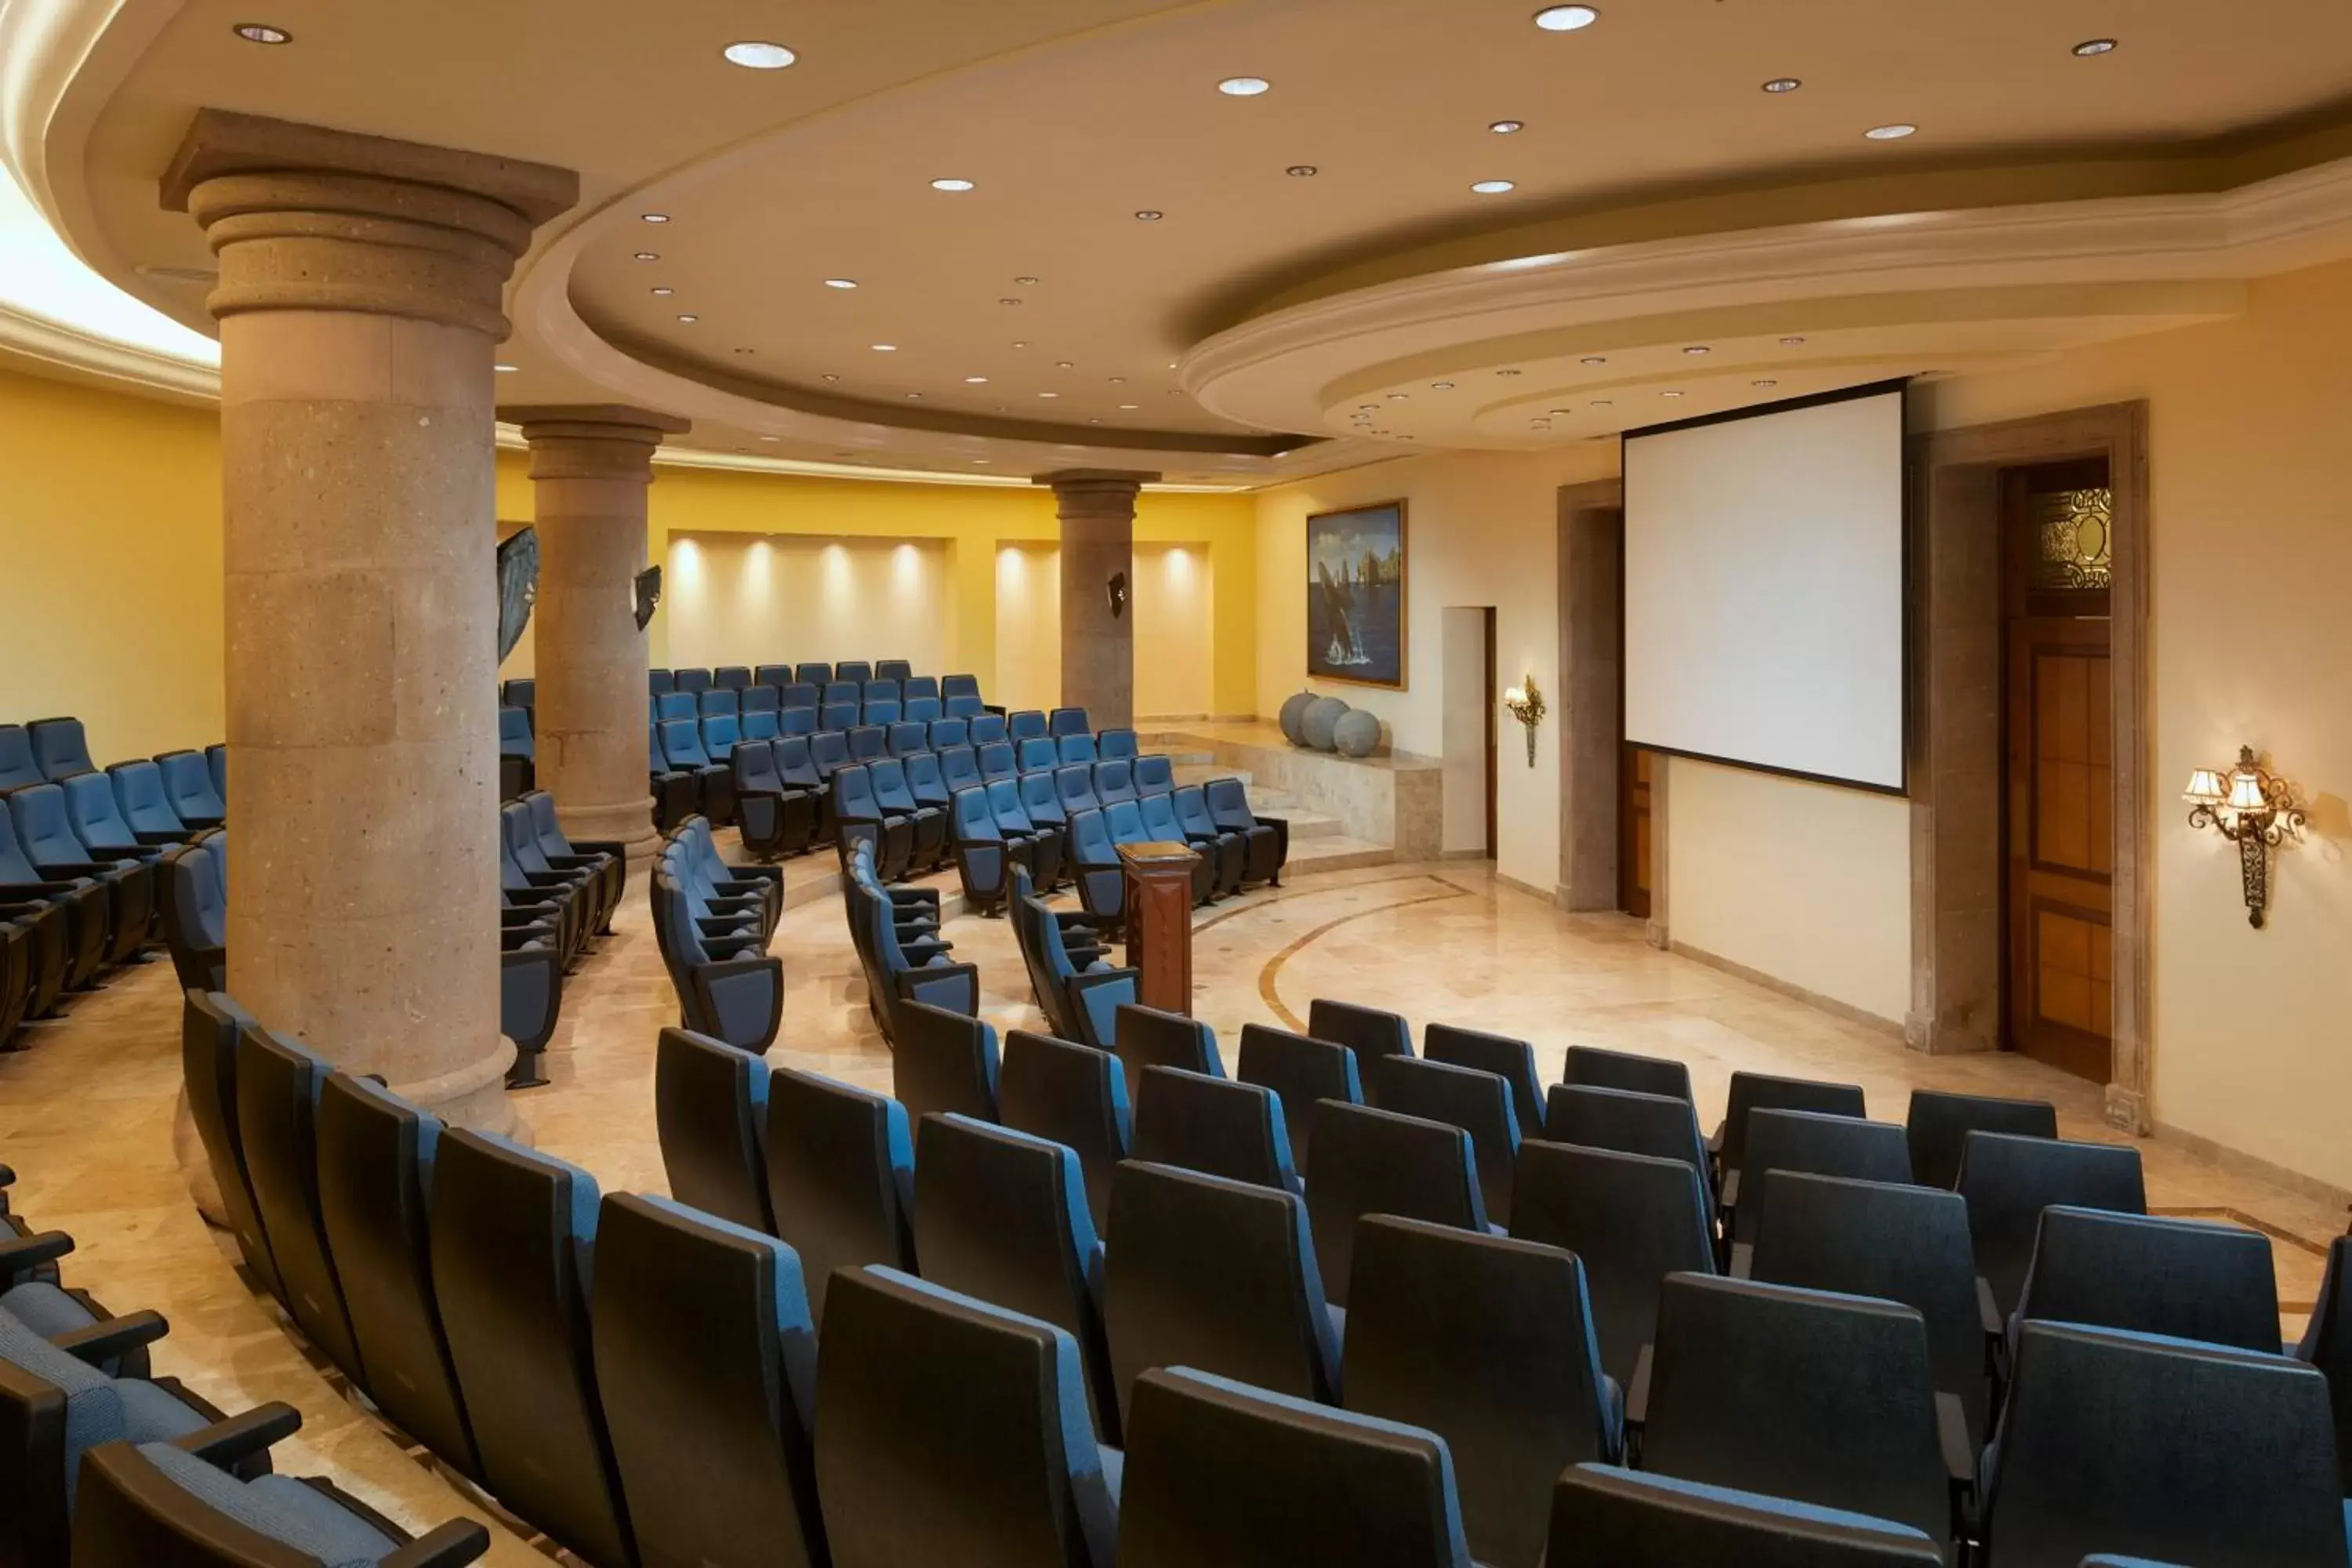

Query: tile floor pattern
[2,855,2341,1560]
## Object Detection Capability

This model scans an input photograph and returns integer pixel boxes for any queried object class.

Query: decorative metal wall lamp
[2183,746,2307,928]
[1503,677,1546,768]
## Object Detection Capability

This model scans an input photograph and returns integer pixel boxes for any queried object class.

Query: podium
[1116,840,1200,1015]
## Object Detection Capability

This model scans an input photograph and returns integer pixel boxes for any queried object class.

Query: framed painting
[1305,499,1408,688]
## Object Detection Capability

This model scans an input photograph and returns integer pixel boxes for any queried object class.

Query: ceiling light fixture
[231,22,289,44]
[1592,399,1613,407]
[721,41,797,69]
[677,314,699,322]
[1762,77,1801,93]
[964,376,989,383]
[1532,5,1599,31]
[906,392,923,399]
[871,343,896,351]
[1218,76,1271,96]
[1490,119,1525,134]
[973,459,990,465]
[1549,407,1573,416]
[1109,376,1127,384]
[1038,391,1058,398]
[633,252,659,261]
[1581,355,1607,365]
[652,286,674,296]
[1864,123,1918,140]
[1134,209,1164,220]
[1470,179,1516,194]
[930,178,975,192]
[494,363,518,373]
[760,435,779,442]
[1682,345,1710,355]
[2072,38,2117,56]
[1055,360,1075,368]
[1013,341,1029,349]
[823,278,857,289]
[1780,335,1807,345]
[1287,165,1318,177]
[1014,275,1039,285]
[1387,392,1409,400]
[1753,379,1779,388]
[641,212,670,223]
[821,373,840,381]
[1432,381,1454,390]
[1119,403,1140,410]
[1661,390,1684,398]
[1000,297,1023,306]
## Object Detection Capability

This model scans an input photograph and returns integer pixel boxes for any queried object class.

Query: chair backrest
[809,729,851,779]
[2300,1236,2352,1494]
[1047,705,1089,736]
[732,735,785,796]
[1733,1109,1912,1243]
[1102,1160,1340,1423]
[1055,763,1102,816]
[940,744,984,793]
[1345,1216,1617,1568]
[1544,1464,1946,1567]
[1118,1367,1475,1568]
[1559,1043,1694,1103]
[1010,709,1049,740]
[654,1028,775,1233]
[979,741,1018,782]
[893,1000,1003,1123]
[1137,789,1186,843]
[107,760,187,838]
[1202,775,1261,832]
[1132,754,1172,797]
[1017,736,1059,774]
[763,1066,916,1324]
[9,782,101,869]
[1544,1083,1712,1224]
[430,1129,635,1567]
[314,1072,481,1478]
[1235,1022,1362,1178]
[815,1267,1117,1568]
[1955,1130,2146,1317]
[1984,1321,2349,1566]
[835,660,873,686]
[863,698,902,728]
[178,992,280,1297]
[1370,1054,1523,1226]
[2017,1206,2281,1353]
[1092,757,1134,804]
[795,662,832,688]
[1000,1031,1131,1225]
[590,1193,827,1568]
[1304,1100,1486,1307]
[656,690,698,724]
[1113,1002,1224,1102]
[674,667,713,694]
[61,772,142,855]
[942,672,982,699]
[886,720,928,757]
[1721,1071,1867,1176]
[1509,1141,1715,1387]
[986,778,1038,834]
[883,662,920,688]
[660,717,713,768]
[743,688,782,722]
[862,679,899,707]
[1058,732,1098,766]
[1749,1171,1992,1444]
[1423,1023,1544,1135]
[1904,1089,2058,1190]
[1130,1065,1298,1194]
[870,757,925,814]
[928,717,970,752]
[27,717,94,781]
[848,724,887,763]
[1020,768,1066,826]
[0,724,42,793]
[234,1025,364,1378]
[754,662,794,690]
[1096,728,1138,760]
[1308,998,1416,1062]
[971,712,1009,746]
[699,687,740,718]
[912,1113,1118,1440]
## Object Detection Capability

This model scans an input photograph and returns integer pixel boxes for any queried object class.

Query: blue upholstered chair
[1544,1464,1944,1567]
[848,873,979,1047]
[1166,786,1241,896]
[1018,735,1061,775]
[1000,1029,1133,1224]
[988,778,1062,889]
[673,666,713,695]
[1716,1070,1868,1207]
[902,674,937,702]
[649,724,699,830]
[978,740,1018,784]
[863,697,902,728]
[1904,1089,2057,1192]
[1132,753,1174,795]
[1049,706,1091,739]
[650,872,782,1053]
[742,682,782,715]
[26,718,96,782]
[871,757,948,872]
[1009,709,1050,742]
[762,1067,916,1325]
[949,788,1026,915]
[234,1026,365,1379]
[9,785,151,964]
[939,742,985,797]
[779,680,820,711]
[1097,728,1138,761]
[846,724,888,765]
[1128,1065,1297,1196]
[649,668,676,695]
[1021,768,1070,845]
[808,729,852,786]
[1425,1024,1544,1136]
[1010,869,1136,1051]
[1232,1023,1361,1179]
[971,712,1009,746]
[1056,762,1103,821]
[714,664,752,691]
[659,718,735,826]
[820,684,861,733]
[862,679,899,709]
[653,1027,775,1232]
[2011,1206,2281,1355]
[876,659,914,683]
[1956,1131,2146,1319]
[700,711,744,769]
[205,745,227,808]
[1114,1004,1224,1091]
[928,717,971,752]
[655,689,698,724]
[699,686,740,719]
[754,662,794,691]
[887,720,929,757]
[1065,808,1125,927]
[1544,1084,1713,1232]
[159,839,227,993]
[1137,791,1216,903]
[1303,1101,1489,1308]
[1728,1109,1912,1243]
[0,725,44,792]
[740,707,782,745]
[1371,1054,1523,1227]
[836,660,873,687]
[1205,777,1287,887]
[832,764,913,881]
[1059,732,1099,766]
[903,695,942,725]
[794,661,832,688]
[1093,758,1138,808]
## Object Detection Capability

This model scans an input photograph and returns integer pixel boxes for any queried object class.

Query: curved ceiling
[9,0,2352,485]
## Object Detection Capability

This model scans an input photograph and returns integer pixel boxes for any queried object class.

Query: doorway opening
[1439,605,1497,858]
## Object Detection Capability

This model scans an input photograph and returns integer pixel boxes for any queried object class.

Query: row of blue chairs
[655,696,1116,756]
[652,659,950,695]
[650,817,784,1052]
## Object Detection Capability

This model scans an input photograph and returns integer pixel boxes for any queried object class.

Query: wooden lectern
[1116,840,1200,1015]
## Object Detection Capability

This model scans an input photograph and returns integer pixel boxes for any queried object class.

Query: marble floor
[1,853,2340,1560]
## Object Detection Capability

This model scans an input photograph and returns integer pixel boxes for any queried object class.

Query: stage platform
[1145,719,1443,867]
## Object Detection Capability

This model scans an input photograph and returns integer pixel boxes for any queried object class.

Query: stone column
[163,111,577,1136]
[1036,469,1159,729]
[502,406,688,873]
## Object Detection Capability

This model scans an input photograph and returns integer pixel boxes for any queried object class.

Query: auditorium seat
[1204,777,1287,887]
[674,667,713,695]
[848,875,980,1050]
[655,690,697,724]
[64,772,178,862]
[1055,761,1103,827]
[1103,1160,1341,1420]
[971,711,1010,746]
[1717,1070,1868,1197]
[524,791,627,918]
[741,706,781,743]
[1000,1031,1132,1225]
[432,1131,635,1566]
[1116,1367,1473,1568]
[654,1027,775,1232]
[1510,1141,1716,1387]
[1058,731,1099,767]
[1019,767,1070,848]
[1345,1216,1623,1568]
[832,764,913,881]
[866,679,903,710]
[502,803,604,942]
[1745,1171,1997,1446]
[1727,1109,1912,1243]
[590,1194,829,1568]
[649,725,699,831]
[762,1067,917,1325]
[158,839,227,990]
[155,750,227,829]
[205,744,227,808]
[1304,1101,1489,1307]
[808,728,851,789]
[873,757,948,871]
[107,759,192,845]
[1097,728,1138,761]
[903,746,952,824]
[1640,1275,1963,1559]
[659,717,735,826]
[496,706,534,797]
[1049,706,1091,739]
[9,784,152,965]
[820,684,860,733]
[875,659,913,683]
[1423,1023,1544,1135]
[1956,1131,2146,1318]
[715,664,752,691]
[892,999,1003,1123]
[1093,758,1137,808]
[1113,1003,1225,1100]
[1370,1054,1523,1226]
[846,724,887,766]
[755,662,794,691]
[943,691,985,719]
[179,993,281,1299]
[506,800,612,937]
[1544,1464,1945,1567]
[863,696,902,729]
[1069,802,1152,926]
[0,724,42,792]
[836,660,873,687]
[928,716,970,752]
[731,739,817,860]
[886,720,927,757]
[1010,709,1049,742]
[1233,1023,1360,1177]
[939,741,985,799]
[978,739,1018,786]
[1134,791,1218,904]
[313,1073,481,1479]
[903,694,942,725]
[651,873,782,1053]
[1980,1321,2347,1566]
[1129,1066,1299,1195]
[1169,786,1243,895]
[1559,1042,1694,1104]
[1010,876,1136,1050]
[696,688,739,726]
[1132,753,1174,796]
[815,1266,1119,1568]
[794,662,831,688]
[987,778,1064,889]
[0,808,116,987]
[649,668,676,696]
[1904,1089,2059,1191]
[913,1112,1120,1443]
[2011,1207,2281,1354]
[234,1026,364,1379]
[27,717,96,782]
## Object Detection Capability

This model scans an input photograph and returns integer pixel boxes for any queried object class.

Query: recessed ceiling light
[1055,360,1075,369]
[1119,403,1140,410]
[1532,5,1599,32]
[822,373,840,382]
[1000,297,1023,307]
[760,435,779,441]
[823,278,857,289]
[494,363,518,373]
[1359,404,1379,411]
[964,376,989,384]
[1661,390,1684,399]
[1581,355,1607,365]
[633,252,659,261]
[232,22,289,44]
[1592,398,1613,407]
[1014,275,1039,285]
[1013,341,1029,349]
[1287,165,1318,177]
[1496,368,1522,376]
[1864,123,1918,140]
[1038,391,1058,399]
[1780,335,1807,346]
[1431,381,1454,390]
[931,178,975,192]
[1387,392,1409,400]
[1109,376,1127,384]
[651,286,674,296]
[1549,407,1573,416]
[1471,180,1516,194]
[1752,379,1779,388]
[1682,345,1710,355]
[721,41,797,69]
[1134,210,1164,221]
[1490,120,1525,134]
[641,213,670,223]
[906,392,923,399]
[973,459,991,465]
[871,343,897,351]
[1762,78,1801,93]
[677,314,699,323]
[2072,38,2117,56]
[1218,76,1272,96]
[1088,418,1102,424]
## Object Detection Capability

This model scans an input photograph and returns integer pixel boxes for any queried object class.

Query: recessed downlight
[677,314,699,323]
[651,286,674,296]
[1431,381,1454,390]
[822,373,840,382]
[1014,275,1040,285]
[641,213,670,223]
[1864,123,1917,140]
[760,435,779,441]
[823,278,857,289]
[964,376,989,384]
[494,364,518,373]
[871,343,897,352]
[1000,297,1024,306]
[633,252,659,261]
[721,41,797,69]
[1134,209,1164,220]
[930,178,975,192]
[1752,379,1779,388]
[1682,345,1711,355]
[232,22,289,44]
[1218,76,1271,96]
[1118,403,1140,410]
[1109,376,1127,384]
[1581,355,1607,365]
[1470,180,1516,194]
[1055,360,1076,369]
[1661,390,1684,399]
[1038,391,1059,399]
[1592,399,1613,407]
[1287,165,1319,177]
[1359,404,1380,411]
[1490,119,1525,134]
[906,392,924,399]
[1548,408,1574,416]
[1532,5,1599,31]
[1012,341,1029,349]
[1762,77,1801,93]
[1780,335,1807,346]
[2072,38,2117,56]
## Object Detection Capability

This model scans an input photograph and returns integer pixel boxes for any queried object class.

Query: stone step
[1276,808,1342,840]
[1285,835,1396,875]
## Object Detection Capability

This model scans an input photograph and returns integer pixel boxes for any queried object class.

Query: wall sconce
[1502,677,1546,768]
[2183,746,2307,928]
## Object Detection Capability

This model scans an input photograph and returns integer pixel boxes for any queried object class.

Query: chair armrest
[887,887,941,909]
[1934,1390,1976,1488]
[899,939,954,964]
[1977,1276,2010,1383]
[381,1520,493,1568]
[0,880,86,898]
[0,1229,74,1276]
[1728,1243,1754,1280]
[132,830,187,847]
[703,934,766,960]
[56,1310,170,1366]
[567,839,630,861]
[1718,1167,1740,1212]
[1624,1343,1653,1442]
[169,1402,303,1466]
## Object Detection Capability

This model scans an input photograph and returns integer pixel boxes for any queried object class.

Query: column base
[559,797,663,874]
[391,1036,525,1139]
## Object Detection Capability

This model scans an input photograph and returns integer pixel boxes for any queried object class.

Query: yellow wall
[992,541,1218,720]
[0,365,224,761]
[663,533,955,675]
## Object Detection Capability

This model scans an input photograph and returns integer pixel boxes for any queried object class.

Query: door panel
[1620,746,1653,918]
[2007,619,2113,1080]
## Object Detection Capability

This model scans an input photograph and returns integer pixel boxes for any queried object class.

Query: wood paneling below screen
[1621,746,1654,919]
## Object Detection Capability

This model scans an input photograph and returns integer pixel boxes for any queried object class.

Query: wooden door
[2002,463,2114,1080]
[1483,608,1499,859]
[1620,746,1653,918]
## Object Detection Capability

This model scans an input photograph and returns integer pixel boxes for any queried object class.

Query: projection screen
[1623,383,1908,793]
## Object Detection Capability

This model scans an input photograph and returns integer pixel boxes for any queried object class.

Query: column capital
[162,110,578,336]
[1034,468,1161,519]
[502,405,691,481]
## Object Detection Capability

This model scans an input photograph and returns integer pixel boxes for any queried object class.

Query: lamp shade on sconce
[1504,686,1526,707]
[2183,769,2227,805]
[2226,769,2270,813]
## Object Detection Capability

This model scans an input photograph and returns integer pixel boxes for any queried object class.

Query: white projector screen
[1624,384,1907,793]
